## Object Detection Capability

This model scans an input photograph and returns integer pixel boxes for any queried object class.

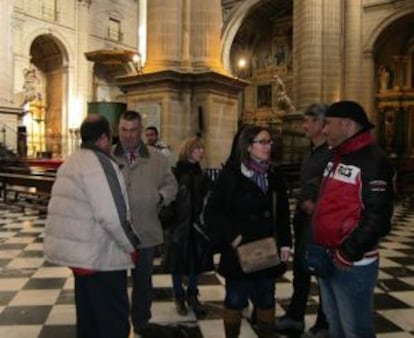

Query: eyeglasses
[252,139,273,146]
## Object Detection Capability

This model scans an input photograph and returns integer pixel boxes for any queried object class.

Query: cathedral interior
[0,0,414,337]
[0,0,412,168]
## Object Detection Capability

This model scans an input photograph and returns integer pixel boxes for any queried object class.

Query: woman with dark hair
[205,126,292,338]
[163,136,213,316]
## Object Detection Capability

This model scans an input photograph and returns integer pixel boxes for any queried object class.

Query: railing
[0,121,81,160]
[0,121,18,152]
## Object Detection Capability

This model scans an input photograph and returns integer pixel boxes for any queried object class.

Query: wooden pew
[0,172,55,213]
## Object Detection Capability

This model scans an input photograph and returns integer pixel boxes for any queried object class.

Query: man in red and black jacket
[312,101,394,338]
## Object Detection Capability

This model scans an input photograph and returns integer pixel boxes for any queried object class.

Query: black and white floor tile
[0,199,414,338]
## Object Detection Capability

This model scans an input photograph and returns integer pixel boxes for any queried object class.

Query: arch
[23,27,72,64]
[363,7,414,53]
[21,28,73,158]
[221,0,262,71]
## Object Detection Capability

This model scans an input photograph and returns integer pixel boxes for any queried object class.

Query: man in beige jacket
[112,110,177,336]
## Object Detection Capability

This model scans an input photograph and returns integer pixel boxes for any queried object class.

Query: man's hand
[280,247,291,262]
[130,250,139,264]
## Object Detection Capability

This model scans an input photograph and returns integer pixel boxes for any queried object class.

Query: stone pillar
[181,0,191,68]
[0,0,20,152]
[343,0,363,101]
[292,0,341,110]
[145,0,224,74]
[361,51,376,119]
[189,0,223,73]
[75,0,91,124]
[321,0,342,103]
[145,0,182,72]
[402,56,411,89]
[0,0,14,106]
[392,56,401,90]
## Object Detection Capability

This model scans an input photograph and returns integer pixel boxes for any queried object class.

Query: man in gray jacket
[112,110,177,335]
[45,114,140,338]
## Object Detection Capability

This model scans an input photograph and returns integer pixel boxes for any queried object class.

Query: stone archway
[370,12,414,157]
[221,0,262,72]
[23,34,68,158]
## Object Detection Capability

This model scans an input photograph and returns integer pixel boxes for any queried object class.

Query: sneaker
[274,315,305,332]
[174,297,188,316]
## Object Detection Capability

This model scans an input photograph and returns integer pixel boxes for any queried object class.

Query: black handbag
[304,243,334,278]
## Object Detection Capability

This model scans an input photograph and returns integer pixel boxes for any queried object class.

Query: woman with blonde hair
[163,136,213,316]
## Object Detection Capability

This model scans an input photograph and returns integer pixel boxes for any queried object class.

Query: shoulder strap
[94,150,140,247]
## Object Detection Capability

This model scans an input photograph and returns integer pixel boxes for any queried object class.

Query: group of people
[44,100,394,338]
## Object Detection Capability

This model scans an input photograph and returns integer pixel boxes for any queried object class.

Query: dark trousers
[131,246,155,331]
[74,270,130,338]
[224,277,276,310]
[286,210,327,327]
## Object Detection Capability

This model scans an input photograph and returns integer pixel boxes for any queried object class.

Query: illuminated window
[108,17,122,41]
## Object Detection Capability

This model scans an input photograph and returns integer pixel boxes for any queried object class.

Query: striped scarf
[245,159,269,193]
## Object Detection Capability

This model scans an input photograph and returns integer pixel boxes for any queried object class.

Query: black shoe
[300,324,329,338]
[134,323,165,337]
[274,315,304,332]
[174,297,188,316]
[187,292,207,316]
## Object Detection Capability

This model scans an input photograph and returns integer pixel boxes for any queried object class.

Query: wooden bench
[0,172,55,213]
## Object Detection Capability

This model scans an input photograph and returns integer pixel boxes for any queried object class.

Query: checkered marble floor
[0,199,414,338]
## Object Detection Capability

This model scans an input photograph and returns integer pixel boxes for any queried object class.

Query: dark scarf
[245,159,269,193]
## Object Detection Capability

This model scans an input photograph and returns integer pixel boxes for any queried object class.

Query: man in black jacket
[275,104,330,337]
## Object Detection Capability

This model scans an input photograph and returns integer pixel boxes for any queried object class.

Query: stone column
[0,0,14,106]
[75,0,91,124]
[407,56,413,89]
[292,0,341,110]
[0,0,20,152]
[181,0,191,68]
[392,56,401,90]
[343,0,363,101]
[402,56,411,89]
[145,0,182,72]
[361,51,376,118]
[189,0,223,73]
[321,0,342,103]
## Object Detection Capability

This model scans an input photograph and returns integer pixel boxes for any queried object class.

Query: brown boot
[223,307,242,338]
[256,307,275,338]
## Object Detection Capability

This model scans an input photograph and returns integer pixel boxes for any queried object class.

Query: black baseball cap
[325,101,375,130]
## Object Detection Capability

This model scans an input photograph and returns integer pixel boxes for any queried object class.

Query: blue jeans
[172,273,198,297]
[224,277,276,310]
[131,247,155,331]
[319,260,378,338]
